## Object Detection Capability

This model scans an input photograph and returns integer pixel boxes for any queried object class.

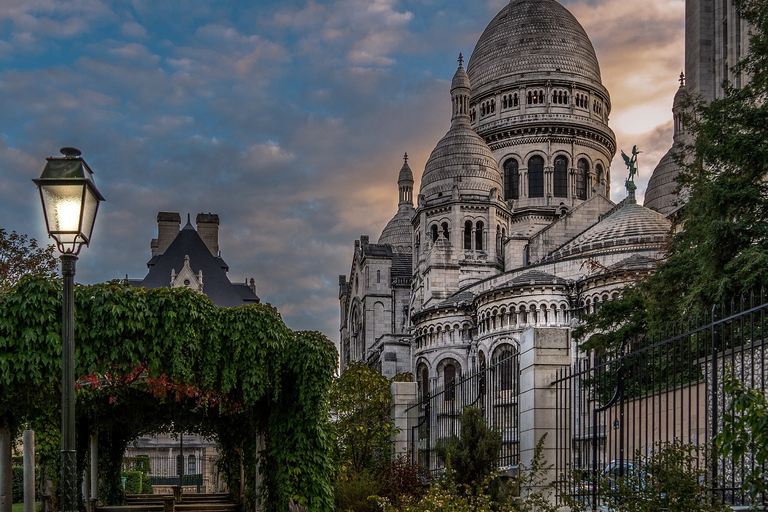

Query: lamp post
[33,147,105,512]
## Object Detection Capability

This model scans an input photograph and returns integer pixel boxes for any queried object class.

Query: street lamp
[33,147,104,512]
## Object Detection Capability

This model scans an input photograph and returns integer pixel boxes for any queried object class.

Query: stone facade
[339,0,672,389]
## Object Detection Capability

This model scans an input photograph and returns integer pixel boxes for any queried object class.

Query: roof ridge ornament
[458,53,464,67]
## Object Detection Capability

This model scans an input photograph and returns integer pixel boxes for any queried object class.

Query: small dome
[548,202,671,260]
[468,0,602,97]
[644,145,684,215]
[378,206,414,249]
[398,154,414,184]
[420,127,502,202]
[451,56,471,91]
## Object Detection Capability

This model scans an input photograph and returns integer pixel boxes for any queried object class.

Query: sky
[0,0,685,346]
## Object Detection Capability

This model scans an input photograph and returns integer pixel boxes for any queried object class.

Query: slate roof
[545,201,671,261]
[137,221,259,307]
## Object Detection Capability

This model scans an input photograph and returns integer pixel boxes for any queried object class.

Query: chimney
[196,213,220,256]
[155,212,181,256]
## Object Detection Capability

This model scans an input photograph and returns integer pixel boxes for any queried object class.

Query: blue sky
[0,0,684,345]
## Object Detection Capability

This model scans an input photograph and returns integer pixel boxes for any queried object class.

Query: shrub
[435,406,501,489]
[376,455,430,506]
[121,471,143,495]
[334,471,381,512]
[11,466,23,503]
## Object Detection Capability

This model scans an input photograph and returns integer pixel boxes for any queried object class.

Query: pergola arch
[0,277,337,512]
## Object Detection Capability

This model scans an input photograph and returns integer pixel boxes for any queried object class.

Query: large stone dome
[468,0,602,97]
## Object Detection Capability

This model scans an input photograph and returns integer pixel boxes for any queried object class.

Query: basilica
[338,0,733,394]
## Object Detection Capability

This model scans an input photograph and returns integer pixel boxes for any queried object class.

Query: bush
[121,471,143,495]
[376,455,430,507]
[11,467,23,503]
[334,470,381,512]
[435,406,502,489]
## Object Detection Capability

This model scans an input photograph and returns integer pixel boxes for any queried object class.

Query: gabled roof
[137,221,259,307]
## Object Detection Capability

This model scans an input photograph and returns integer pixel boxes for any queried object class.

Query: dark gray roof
[137,222,259,307]
[391,253,412,281]
[509,270,568,286]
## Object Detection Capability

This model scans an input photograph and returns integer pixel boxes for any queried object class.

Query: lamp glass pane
[40,184,85,244]
[80,186,99,242]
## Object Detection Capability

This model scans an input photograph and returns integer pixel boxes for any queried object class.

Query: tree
[716,374,768,509]
[0,228,57,292]
[435,406,502,488]
[329,361,397,475]
[575,0,768,351]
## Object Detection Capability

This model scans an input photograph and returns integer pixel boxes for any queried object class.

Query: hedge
[122,471,143,495]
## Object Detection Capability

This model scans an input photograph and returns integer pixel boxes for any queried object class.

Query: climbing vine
[0,276,337,512]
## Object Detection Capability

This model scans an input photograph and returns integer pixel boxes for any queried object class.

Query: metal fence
[553,290,768,508]
[122,455,222,493]
[406,352,520,473]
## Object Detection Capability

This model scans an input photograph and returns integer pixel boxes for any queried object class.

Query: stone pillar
[23,428,35,512]
[89,434,98,508]
[390,382,418,458]
[0,423,11,512]
[518,327,571,502]
[253,433,264,512]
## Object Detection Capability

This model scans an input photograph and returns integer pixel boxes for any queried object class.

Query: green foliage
[596,442,727,512]
[121,471,143,495]
[0,277,338,512]
[376,455,430,507]
[0,229,57,292]
[333,471,381,512]
[435,406,502,489]
[717,374,768,509]
[329,362,398,475]
[11,466,23,503]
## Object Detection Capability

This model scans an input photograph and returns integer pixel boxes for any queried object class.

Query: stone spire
[451,53,471,127]
[398,152,414,206]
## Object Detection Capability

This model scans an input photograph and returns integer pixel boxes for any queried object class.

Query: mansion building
[337,0,721,394]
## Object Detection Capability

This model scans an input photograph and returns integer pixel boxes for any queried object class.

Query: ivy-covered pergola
[0,276,337,512]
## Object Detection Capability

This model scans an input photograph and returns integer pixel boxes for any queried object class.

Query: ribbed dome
[420,127,502,202]
[378,206,414,249]
[420,62,502,203]
[644,145,683,215]
[467,0,602,97]
[548,201,671,260]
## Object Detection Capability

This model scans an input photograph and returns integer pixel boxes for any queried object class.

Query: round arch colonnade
[0,276,337,512]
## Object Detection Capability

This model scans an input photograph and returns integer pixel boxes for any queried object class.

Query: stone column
[518,327,571,503]
[0,423,11,512]
[23,427,35,512]
[89,434,98,509]
[390,382,418,458]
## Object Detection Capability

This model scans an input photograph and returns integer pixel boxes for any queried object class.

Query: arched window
[553,156,568,198]
[419,366,429,400]
[528,156,544,198]
[431,224,438,242]
[576,159,589,200]
[475,221,484,251]
[464,221,472,250]
[527,91,532,104]
[504,158,519,200]
[376,270,380,283]
[188,455,196,474]
[441,222,450,241]
[514,93,519,107]
[444,363,456,401]
[493,345,518,392]
[496,225,502,252]
[596,163,604,184]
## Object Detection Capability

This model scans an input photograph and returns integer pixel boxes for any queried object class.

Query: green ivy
[0,276,338,511]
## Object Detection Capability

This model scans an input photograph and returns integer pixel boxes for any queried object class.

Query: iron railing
[553,290,768,508]
[406,352,520,473]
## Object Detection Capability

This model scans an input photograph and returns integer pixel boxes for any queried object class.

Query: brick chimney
[153,212,181,256]
[196,213,219,256]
